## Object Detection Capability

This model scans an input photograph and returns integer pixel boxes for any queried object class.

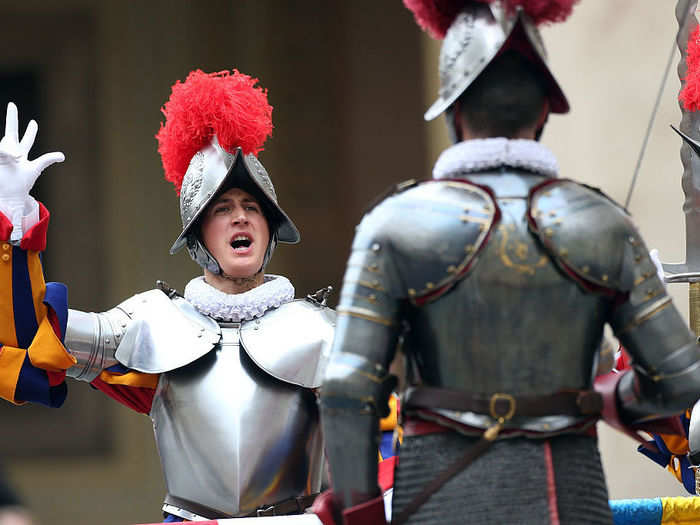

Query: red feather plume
[681,25,700,112]
[156,69,273,194]
[403,0,578,39]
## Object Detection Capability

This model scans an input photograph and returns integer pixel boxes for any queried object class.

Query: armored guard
[316,2,700,524]
[0,70,334,521]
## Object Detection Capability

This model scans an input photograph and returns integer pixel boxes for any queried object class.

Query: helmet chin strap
[186,231,278,286]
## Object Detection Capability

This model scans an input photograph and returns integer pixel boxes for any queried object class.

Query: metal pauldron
[64,307,129,382]
[321,352,396,418]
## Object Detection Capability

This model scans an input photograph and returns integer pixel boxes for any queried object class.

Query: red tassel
[681,25,700,112]
[155,69,273,195]
[403,0,578,39]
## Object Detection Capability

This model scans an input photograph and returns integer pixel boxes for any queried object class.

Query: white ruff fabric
[432,138,559,179]
[184,274,295,322]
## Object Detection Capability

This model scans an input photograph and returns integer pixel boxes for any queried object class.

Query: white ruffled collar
[432,138,559,179]
[184,274,295,322]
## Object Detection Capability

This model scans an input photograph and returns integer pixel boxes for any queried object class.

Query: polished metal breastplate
[150,323,323,518]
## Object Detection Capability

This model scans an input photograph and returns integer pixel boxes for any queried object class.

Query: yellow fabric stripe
[661,496,700,524]
[98,369,159,389]
[0,346,27,405]
[380,394,398,431]
[26,250,47,324]
[658,434,689,456]
[0,246,17,347]
[27,316,76,371]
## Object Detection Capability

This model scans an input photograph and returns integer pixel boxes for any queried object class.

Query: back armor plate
[397,173,611,432]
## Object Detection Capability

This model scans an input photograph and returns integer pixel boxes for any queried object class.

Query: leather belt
[403,385,603,420]
[247,493,319,517]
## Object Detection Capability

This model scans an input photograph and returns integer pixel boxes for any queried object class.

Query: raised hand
[0,102,64,240]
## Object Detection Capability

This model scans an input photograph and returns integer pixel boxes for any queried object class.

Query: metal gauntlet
[64,307,130,382]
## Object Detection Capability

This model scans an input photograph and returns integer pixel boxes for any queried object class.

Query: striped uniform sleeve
[0,205,159,413]
[0,204,76,407]
[90,364,158,414]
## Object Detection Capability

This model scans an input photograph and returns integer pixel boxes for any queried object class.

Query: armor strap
[403,385,603,419]
[246,493,319,517]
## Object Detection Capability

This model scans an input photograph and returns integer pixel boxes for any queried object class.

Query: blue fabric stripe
[106,363,130,374]
[11,246,38,348]
[44,282,68,342]
[15,354,49,406]
[162,514,184,522]
[379,431,395,460]
[609,498,662,525]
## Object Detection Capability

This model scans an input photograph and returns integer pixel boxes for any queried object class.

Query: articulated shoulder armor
[361,180,497,304]
[529,180,658,296]
[115,289,221,374]
[240,299,335,388]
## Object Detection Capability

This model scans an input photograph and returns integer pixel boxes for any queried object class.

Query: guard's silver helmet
[424,1,569,121]
[170,136,299,274]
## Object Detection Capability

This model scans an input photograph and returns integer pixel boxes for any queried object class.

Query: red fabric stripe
[46,306,61,339]
[543,440,560,525]
[378,456,397,492]
[0,211,11,241]
[90,376,155,414]
[46,370,66,387]
[20,202,50,252]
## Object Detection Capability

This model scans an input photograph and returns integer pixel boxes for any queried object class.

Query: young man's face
[200,187,270,279]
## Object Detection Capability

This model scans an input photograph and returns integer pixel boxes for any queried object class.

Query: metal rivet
[121,322,127,328]
[465,245,474,253]
[368,294,377,303]
[1,243,9,251]
[635,255,642,262]
[426,282,434,289]
[369,263,379,271]
[582,266,590,273]
[447,265,456,273]
[371,243,381,252]
[408,289,416,296]
[559,248,568,257]
[198,332,203,337]
[461,215,470,223]
[483,205,491,213]
[602,274,609,282]
[1,253,9,262]
[105,339,110,345]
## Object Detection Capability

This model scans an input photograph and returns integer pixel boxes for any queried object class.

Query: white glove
[0,102,64,242]
[649,248,666,284]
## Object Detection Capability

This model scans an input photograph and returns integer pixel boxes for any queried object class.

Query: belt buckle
[489,393,516,423]
[257,505,275,517]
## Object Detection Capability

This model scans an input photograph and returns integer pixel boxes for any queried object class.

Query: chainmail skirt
[391,432,612,525]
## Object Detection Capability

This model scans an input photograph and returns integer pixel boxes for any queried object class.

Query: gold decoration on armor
[498,222,548,275]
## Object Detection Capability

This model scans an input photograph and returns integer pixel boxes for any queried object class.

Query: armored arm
[64,307,128,382]
[320,204,405,510]
[610,237,700,423]
[65,289,220,382]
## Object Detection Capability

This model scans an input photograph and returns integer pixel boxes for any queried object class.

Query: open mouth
[230,234,253,252]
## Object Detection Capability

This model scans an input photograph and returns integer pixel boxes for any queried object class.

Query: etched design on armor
[497,223,548,275]
[181,152,205,220]
[246,154,277,201]
[439,12,477,96]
